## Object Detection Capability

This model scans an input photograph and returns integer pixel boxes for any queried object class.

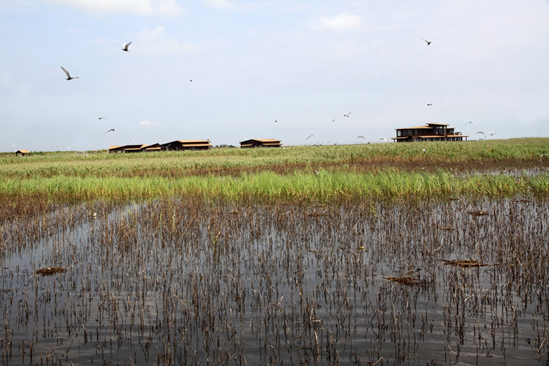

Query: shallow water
[1,198,548,365]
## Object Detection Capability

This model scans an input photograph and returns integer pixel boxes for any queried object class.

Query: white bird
[477,131,486,140]
[98,116,106,120]
[343,112,352,118]
[105,129,118,134]
[12,142,16,151]
[274,120,277,123]
[427,103,432,106]
[380,138,387,143]
[357,136,365,139]
[331,118,336,123]
[122,41,132,52]
[421,37,435,46]
[61,66,79,80]
[490,130,496,136]
[307,134,314,140]
[464,121,477,125]
[422,149,427,153]
[130,137,134,141]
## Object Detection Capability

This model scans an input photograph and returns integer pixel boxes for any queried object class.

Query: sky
[1,0,549,152]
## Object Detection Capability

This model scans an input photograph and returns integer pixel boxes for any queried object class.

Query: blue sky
[1,0,548,151]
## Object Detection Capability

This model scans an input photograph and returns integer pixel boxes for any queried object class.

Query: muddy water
[1,198,548,365]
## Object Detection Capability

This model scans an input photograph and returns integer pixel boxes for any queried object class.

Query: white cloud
[311,13,362,31]
[133,26,199,55]
[201,0,233,9]
[47,0,184,17]
[140,120,161,126]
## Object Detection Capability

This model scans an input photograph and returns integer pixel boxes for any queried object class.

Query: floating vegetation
[438,226,456,231]
[34,267,67,276]
[442,259,493,268]
[469,210,490,216]
[384,275,430,287]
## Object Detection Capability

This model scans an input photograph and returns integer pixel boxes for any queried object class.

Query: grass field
[1,138,548,207]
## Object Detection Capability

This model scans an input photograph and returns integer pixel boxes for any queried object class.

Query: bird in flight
[105,129,118,134]
[357,136,365,139]
[98,116,106,120]
[464,121,477,125]
[122,42,132,52]
[307,134,314,140]
[343,112,352,118]
[380,138,387,143]
[61,66,79,80]
[427,103,432,106]
[421,38,435,46]
[489,130,496,136]
[476,131,486,139]
[274,120,277,123]
[331,118,336,123]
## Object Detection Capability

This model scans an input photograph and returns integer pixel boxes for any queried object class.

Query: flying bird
[464,121,477,125]
[343,112,352,117]
[307,134,314,140]
[274,120,277,123]
[105,129,118,134]
[489,130,496,136]
[427,103,432,106]
[477,131,486,139]
[331,118,336,123]
[61,66,79,80]
[122,41,132,52]
[357,136,365,139]
[98,116,106,120]
[380,138,387,143]
[421,37,435,46]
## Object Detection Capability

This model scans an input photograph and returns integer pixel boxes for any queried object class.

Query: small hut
[160,140,212,151]
[239,139,282,148]
[15,149,31,156]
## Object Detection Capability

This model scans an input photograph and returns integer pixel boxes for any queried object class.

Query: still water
[1,198,548,365]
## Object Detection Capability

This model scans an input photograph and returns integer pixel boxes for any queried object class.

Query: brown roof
[177,140,211,144]
[108,145,123,150]
[16,149,31,153]
[240,138,281,144]
[180,143,211,147]
[396,123,450,130]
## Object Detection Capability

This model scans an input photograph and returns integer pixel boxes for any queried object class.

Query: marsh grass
[1,139,548,217]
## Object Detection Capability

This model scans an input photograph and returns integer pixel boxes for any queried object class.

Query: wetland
[1,139,548,365]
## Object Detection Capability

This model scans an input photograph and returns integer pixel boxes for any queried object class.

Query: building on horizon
[239,139,282,148]
[392,123,468,143]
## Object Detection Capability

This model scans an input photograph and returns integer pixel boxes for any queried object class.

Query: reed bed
[1,170,548,206]
[1,139,548,180]
[0,197,548,365]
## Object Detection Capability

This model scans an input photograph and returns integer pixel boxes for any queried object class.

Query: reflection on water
[1,198,548,365]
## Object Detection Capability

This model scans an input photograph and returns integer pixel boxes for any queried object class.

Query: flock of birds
[60,42,137,139]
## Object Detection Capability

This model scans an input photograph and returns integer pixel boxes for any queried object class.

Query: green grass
[1,138,548,203]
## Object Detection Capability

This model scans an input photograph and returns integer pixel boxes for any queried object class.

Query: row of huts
[108,138,282,153]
